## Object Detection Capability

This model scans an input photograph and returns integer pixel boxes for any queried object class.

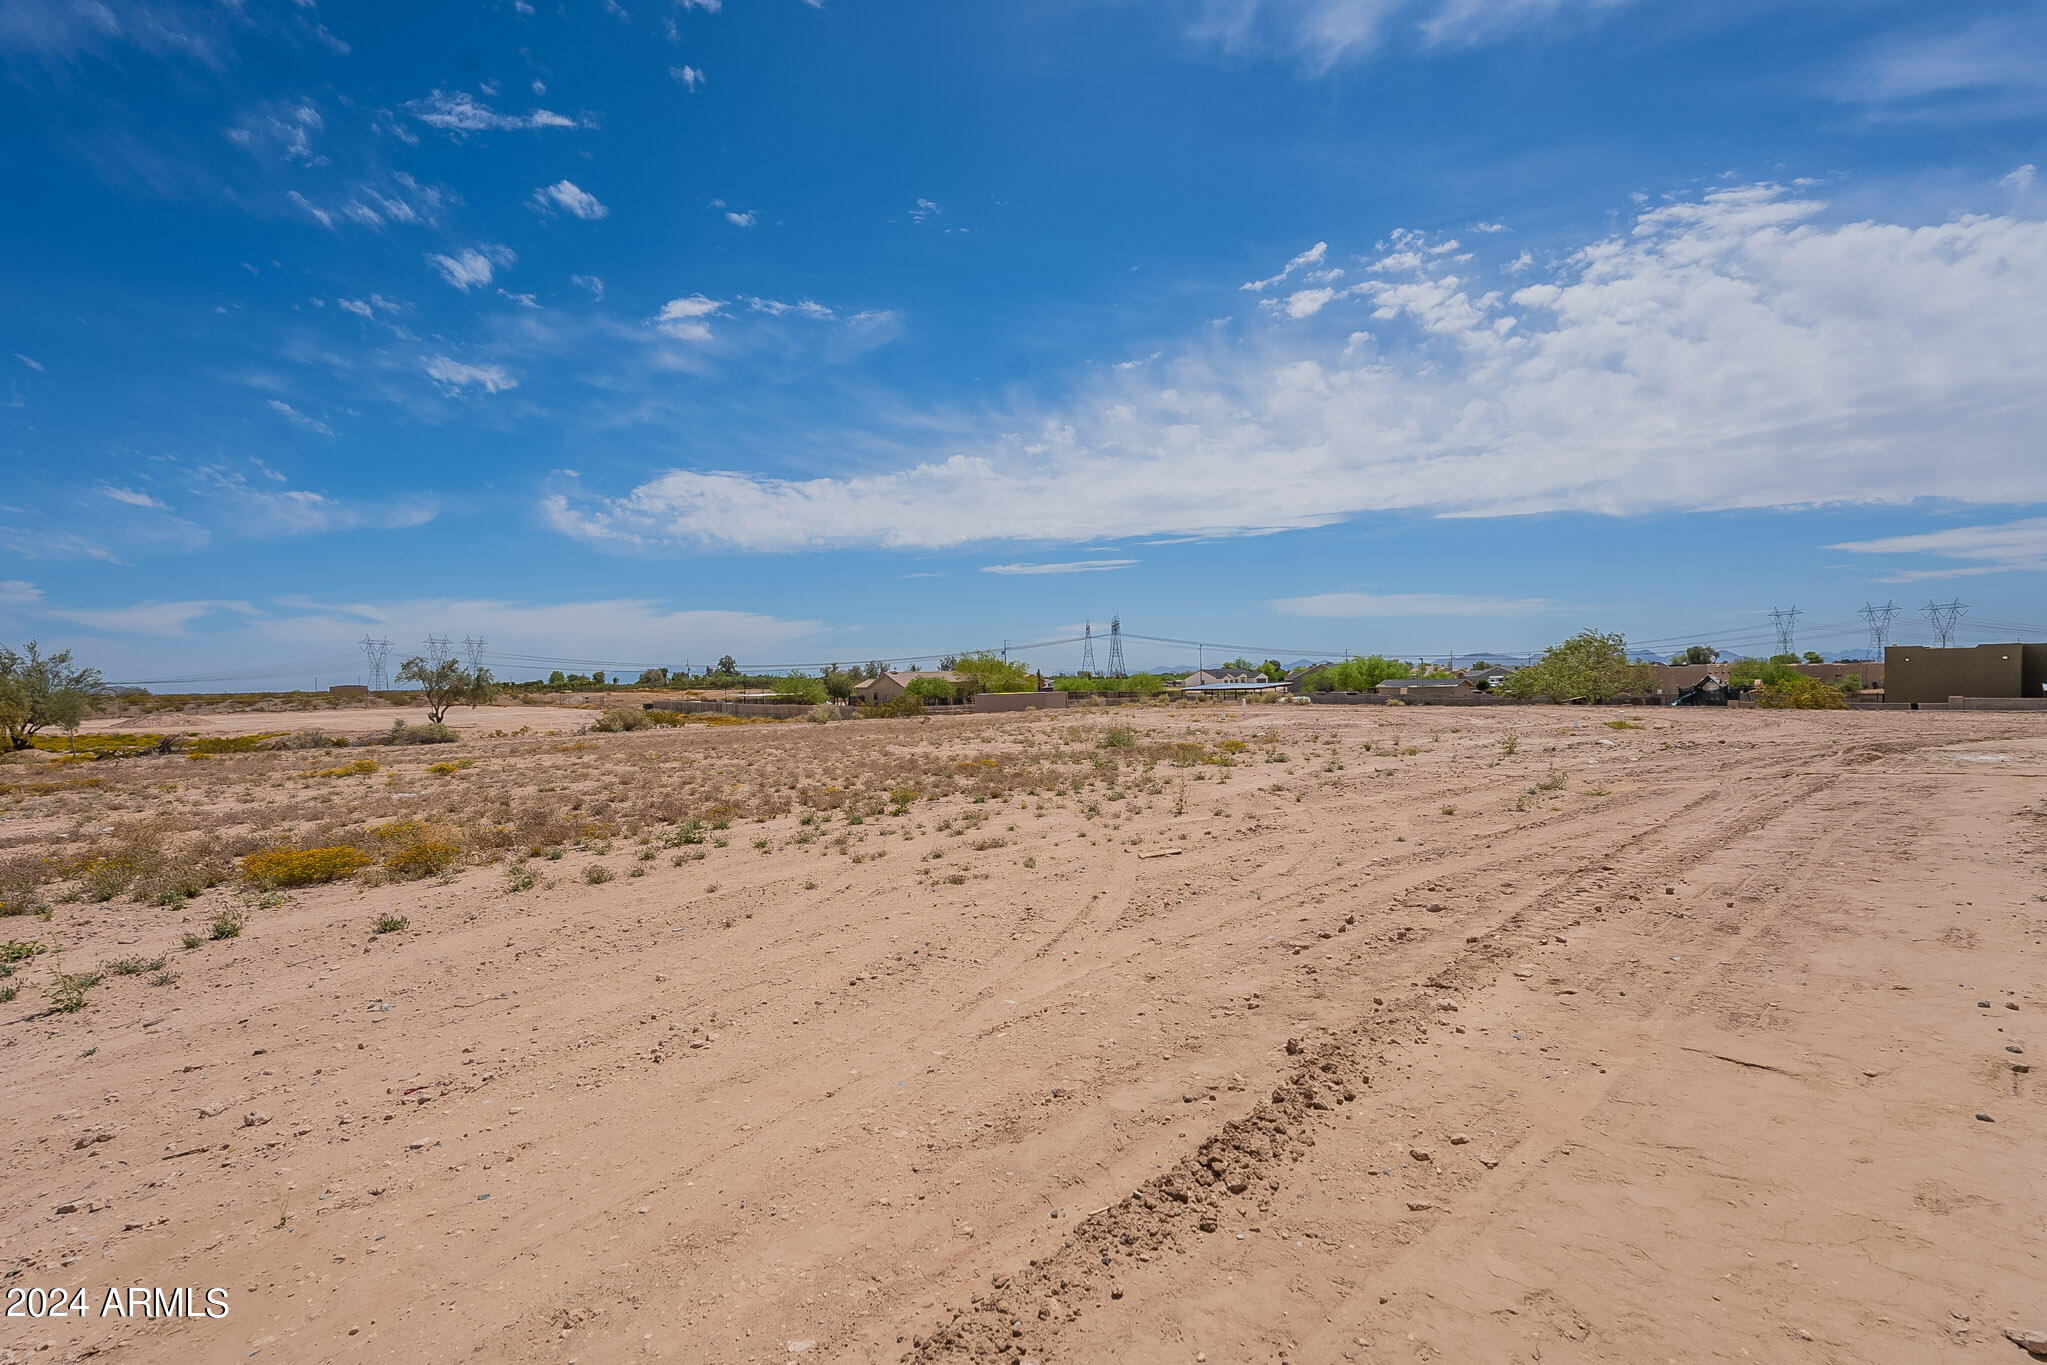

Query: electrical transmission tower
[1767,605,1802,656]
[1858,601,1900,658]
[1106,615,1126,678]
[358,635,392,691]
[1921,598,1967,648]
[461,634,489,674]
[423,635,454,667]
[1079,622,1096,675]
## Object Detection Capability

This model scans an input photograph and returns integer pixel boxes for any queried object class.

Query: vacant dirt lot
[2,704,2042,1364]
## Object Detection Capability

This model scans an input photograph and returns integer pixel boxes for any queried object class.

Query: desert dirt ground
[2,703,2043,1364]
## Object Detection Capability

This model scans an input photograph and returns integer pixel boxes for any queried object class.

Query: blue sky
[3,0,2045,685]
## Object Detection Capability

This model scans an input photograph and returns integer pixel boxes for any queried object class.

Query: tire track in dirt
[895,738,1862,1362]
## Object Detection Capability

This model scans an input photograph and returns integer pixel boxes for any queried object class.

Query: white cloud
[2005,164,2038,192]
[743,296,834,320]
[572,274,605,298]
[531,179,609,220]
[14,353,45,371]
[1187,0,1633,71]
[99,485,168,510]
[424,355,517,394]
[1273,591,1547,617]
[671,64,706,91]
[406,89,584,134]
[425,244,515,291]
[910,198,942,224]
[1835,16,2047,121]
[545,182,2047,552]
[650,294,725,342]
[1242,240,1328,292]
[724,208,757,227]
[981,559,1138,575]
[680,0,721,10]
[187,465,437,536]
[338,293,401,319]
[0,579,42,607]
[266,398,334,436]
[37,599,260,638]
[1831,517,2047,580]
[288,189,335,230]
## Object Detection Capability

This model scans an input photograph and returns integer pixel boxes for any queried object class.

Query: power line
[1858,601,1900,658]
[1079,622,1096,676]
[1767,605,1802,656]
[1921,597,1967,648]
[1106,615,1127,678]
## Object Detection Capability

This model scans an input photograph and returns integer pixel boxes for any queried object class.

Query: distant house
[1284,661,1335,690]
[1181,667,1257,687]
[1464,667,1512,689]
[1376,676,1473,696]
[855,670,972,703]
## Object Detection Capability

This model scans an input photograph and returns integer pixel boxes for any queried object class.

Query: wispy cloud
[425,244,515,291]
[671,64,706,92]
[546,182,2047,553]
[266,398,334,436]
[14,353,45,372]
[405,89,585,134]
[981,559,1138,575]
[1186,0,1637,73]
[1273,590,1548,617]
[186,464,436,537]
[530,179,608,220]
[1831,517,2047,580]
[100,484,170,510]
[1834,15,2047,122]
[37,599,260,637]
[0,579,42,607]
[424,355,516,394]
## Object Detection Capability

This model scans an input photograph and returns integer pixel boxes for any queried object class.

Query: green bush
[770,675,828,705]
[905,677,958,704]
[861,696,924,719]
[1499,631,1650,702]
[1318,655,1414,693]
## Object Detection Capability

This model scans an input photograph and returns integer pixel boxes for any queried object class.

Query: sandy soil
[3,705,2043,1364]
[79,701,608,741]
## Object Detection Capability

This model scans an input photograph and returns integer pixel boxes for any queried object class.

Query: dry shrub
[306,758,379,778]
[241,845,373,887]
[373,821,463,878]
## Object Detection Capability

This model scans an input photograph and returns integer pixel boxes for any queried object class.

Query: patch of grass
[1533,770,1567,792]
[50,969,103,1012]
[372,913,409,935]
[106,954,166,976]
[305,758,380,779]
[186,732,288,756]
[180,931,205,950]
[1100,726,1135,749]
[505,862,536,892]
[1499,735,1519,756]
[241,845,373,888]
[1605,719,1642,730]
[584,863,614,885]
[149,970,179,987]
[426,759,476,775]
[209,912,243,940]
[1,939,48,965]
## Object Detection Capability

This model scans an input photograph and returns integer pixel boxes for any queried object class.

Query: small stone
[1449,1133,1470,1145]
[241,1111,271,1128]
[2007,1002,2020,1011]
[1285,1038,1303,1056]
[2009,1044,2026,1054]
[1406,1201,1434,1211]
[1975,1113,1994,1122]
[1182,1093,1197,1104]
[1479,1155,1499,1169]
[1978,1001,1992,1008]
[1410,1148,1433,1162]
